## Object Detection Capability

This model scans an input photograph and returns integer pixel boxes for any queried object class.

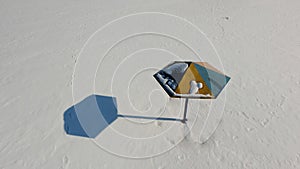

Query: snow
[1,0,300,168]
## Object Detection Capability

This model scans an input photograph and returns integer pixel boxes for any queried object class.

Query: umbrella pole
[182,98,189,123]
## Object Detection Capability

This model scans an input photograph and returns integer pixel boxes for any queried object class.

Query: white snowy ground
[1,0,300,168]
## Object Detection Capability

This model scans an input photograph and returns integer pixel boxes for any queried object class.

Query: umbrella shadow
[63,95,118,138]
[63,94,182,138]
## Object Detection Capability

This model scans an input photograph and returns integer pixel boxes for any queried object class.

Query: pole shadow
[118,114,181,122]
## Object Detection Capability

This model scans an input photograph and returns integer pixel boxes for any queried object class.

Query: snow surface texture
[1,0,300,169]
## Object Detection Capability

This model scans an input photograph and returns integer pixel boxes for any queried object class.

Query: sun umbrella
[64,61,230,138]
[153,61,230,123]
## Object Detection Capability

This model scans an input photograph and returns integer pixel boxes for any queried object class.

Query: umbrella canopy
[154,61,230,99]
